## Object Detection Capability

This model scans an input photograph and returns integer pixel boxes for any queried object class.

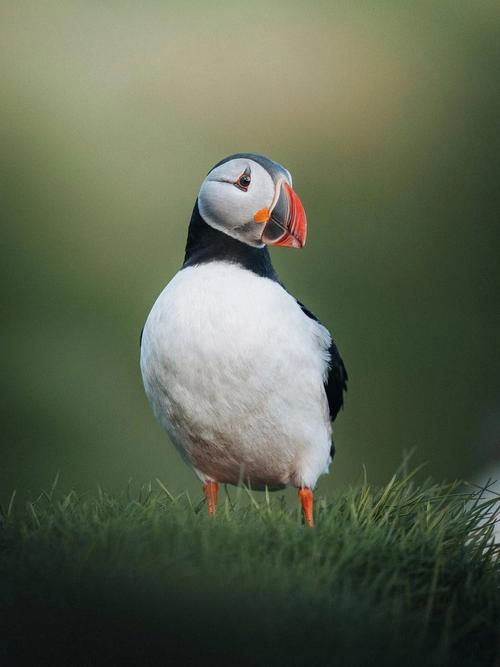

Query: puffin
[140,153,347,527]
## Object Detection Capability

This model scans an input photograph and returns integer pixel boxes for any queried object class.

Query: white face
[198,158,292,247]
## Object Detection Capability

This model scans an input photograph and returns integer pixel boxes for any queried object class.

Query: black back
[298,302,348,424]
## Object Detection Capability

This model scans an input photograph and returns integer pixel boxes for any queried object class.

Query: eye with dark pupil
[236,174,251,190]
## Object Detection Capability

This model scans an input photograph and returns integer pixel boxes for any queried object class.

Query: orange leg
[203,481,218,517]
[298,487,314,527]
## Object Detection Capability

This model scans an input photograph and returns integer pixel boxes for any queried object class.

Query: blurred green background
[2,0,500,503]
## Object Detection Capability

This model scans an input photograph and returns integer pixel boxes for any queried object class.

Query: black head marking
[209,153,290,185]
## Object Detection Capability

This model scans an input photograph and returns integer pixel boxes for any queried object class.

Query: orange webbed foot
[298,487,314,527]
[203,481,218,517]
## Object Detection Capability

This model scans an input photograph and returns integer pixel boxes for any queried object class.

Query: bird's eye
[235,172,251,191]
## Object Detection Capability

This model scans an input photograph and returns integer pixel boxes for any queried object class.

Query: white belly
[140,261,332,489]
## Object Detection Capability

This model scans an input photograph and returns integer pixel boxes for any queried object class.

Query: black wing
[298,302,348,423]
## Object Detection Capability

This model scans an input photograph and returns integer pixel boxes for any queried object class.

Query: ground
[0,468,499,666]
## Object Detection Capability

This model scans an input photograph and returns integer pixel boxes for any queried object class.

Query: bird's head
[198,153,307,249]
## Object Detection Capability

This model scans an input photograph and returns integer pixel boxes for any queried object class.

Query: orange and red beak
[261,181,307,249]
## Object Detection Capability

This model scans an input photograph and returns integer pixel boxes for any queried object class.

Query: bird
[140,153,347,527]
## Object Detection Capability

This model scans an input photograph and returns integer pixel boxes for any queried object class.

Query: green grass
[1,468,499,666]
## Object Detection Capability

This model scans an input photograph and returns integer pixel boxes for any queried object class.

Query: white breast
[140,261,332,489]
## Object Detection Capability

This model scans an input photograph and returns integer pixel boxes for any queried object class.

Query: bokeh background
[2,0,500,503]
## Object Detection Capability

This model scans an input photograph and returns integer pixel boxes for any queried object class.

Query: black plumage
[297,302,348,423]
[183,202,278,280]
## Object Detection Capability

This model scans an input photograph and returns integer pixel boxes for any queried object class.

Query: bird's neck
[182,201,279,281]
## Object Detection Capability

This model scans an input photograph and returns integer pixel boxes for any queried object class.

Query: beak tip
[262,182,307,249]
